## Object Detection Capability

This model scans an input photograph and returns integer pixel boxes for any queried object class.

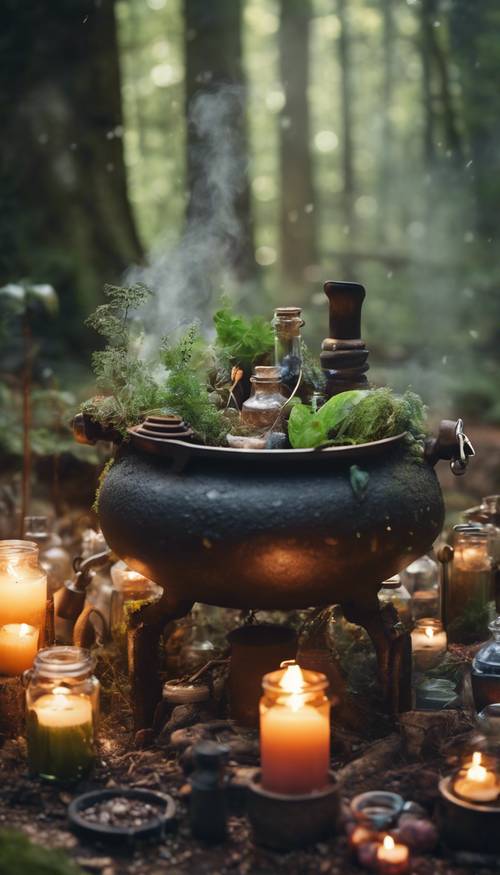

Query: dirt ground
[1,704,499,875]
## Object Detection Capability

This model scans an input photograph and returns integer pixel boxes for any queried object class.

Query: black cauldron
[75,282,473,729]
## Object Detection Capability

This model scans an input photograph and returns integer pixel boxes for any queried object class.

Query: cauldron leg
[342,600,412,714]
[128,595,193,733]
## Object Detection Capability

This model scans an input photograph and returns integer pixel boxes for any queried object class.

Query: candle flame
[52,686,71,709]
[467,751,487,783]
[383,835,395,851]
[424,626,435,640]
[19,623,31,637]
[279,663,304,693]
[279,662,306,711]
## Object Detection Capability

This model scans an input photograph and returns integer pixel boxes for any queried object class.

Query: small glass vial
[400,554,440,620]
[25,646,99,782]
[272,307,304,392]
[23,517,72,597]
[378,575,413,629]
[447,525,493,644]
[260,661,331,795]
[241,365,284,431]
[472,617,500,712]
[0,541,47,673]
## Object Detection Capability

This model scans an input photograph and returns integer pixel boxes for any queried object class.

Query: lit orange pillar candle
[260,662,331,795]
[0,623,38,675]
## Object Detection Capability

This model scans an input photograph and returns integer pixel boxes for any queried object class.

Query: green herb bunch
[213,300,274,371]
[81,283,165,434]
[160,324,227,446]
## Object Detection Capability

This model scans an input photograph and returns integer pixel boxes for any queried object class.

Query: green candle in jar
[27,687,94,782]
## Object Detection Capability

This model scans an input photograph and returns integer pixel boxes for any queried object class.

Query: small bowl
[68,788,176,843]
[350,791,404,829]
[247,770,339,850]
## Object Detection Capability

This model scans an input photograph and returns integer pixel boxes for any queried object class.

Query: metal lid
[453,523,488,539]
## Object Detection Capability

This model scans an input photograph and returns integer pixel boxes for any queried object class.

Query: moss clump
[92,457,114,514]
[213,301,274,370]
[334,388,426,448]
[0,830,82,875]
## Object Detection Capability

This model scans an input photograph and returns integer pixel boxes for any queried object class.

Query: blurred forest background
[1,0,499,516]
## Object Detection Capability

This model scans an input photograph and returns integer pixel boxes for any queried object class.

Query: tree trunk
[337,0,357,279]
[420,0,463,165]
[451,0,500,239]
[378,0,395,239]
[420,0,437,166]
[0,0,143,348]
[183,0,255,283]
[278,0,317,285]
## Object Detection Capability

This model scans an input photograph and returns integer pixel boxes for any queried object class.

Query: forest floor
[1,704,499,875]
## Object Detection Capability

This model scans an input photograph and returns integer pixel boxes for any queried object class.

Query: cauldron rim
[126,429,408,467]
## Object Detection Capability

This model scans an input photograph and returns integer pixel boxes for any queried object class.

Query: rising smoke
[127,85,252,343]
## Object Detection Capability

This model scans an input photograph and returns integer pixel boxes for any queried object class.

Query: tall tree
[337,0,357,279]
[451,0,500,239]
[183,0,255,282]
[0,0,143,347]
[278,0,317,285]
[420,0,462,165]
[378,0,395,239]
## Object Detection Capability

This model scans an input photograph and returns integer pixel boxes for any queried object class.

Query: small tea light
[0,623,38,675]
[376,834,410,874]
[411,618,447,671]
[453,751,499,803]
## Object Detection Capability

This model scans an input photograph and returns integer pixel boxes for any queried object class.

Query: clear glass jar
[411,618,447,672]
[260,661,331,794]
[109,561,162,636]
[23,517,72,597]
[401,554,440,619]
[378,575,413,629]
[448,525,493,644]
[272,307,304,393]
[472,617,500,712]
[241,365,285,431]
[0,541,47,667]
[25,646,99,782]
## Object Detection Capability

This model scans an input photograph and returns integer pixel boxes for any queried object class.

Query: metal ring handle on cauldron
[424,418,475,476]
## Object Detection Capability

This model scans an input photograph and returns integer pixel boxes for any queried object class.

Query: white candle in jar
[411,619,447,671]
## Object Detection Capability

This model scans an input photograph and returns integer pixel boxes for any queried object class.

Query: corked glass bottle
[272,307,303,393]
[241,365,285,431]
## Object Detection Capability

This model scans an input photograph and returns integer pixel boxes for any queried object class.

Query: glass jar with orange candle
[0,540,47,675]
[26,646,99,782]
[259,661,331,795]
